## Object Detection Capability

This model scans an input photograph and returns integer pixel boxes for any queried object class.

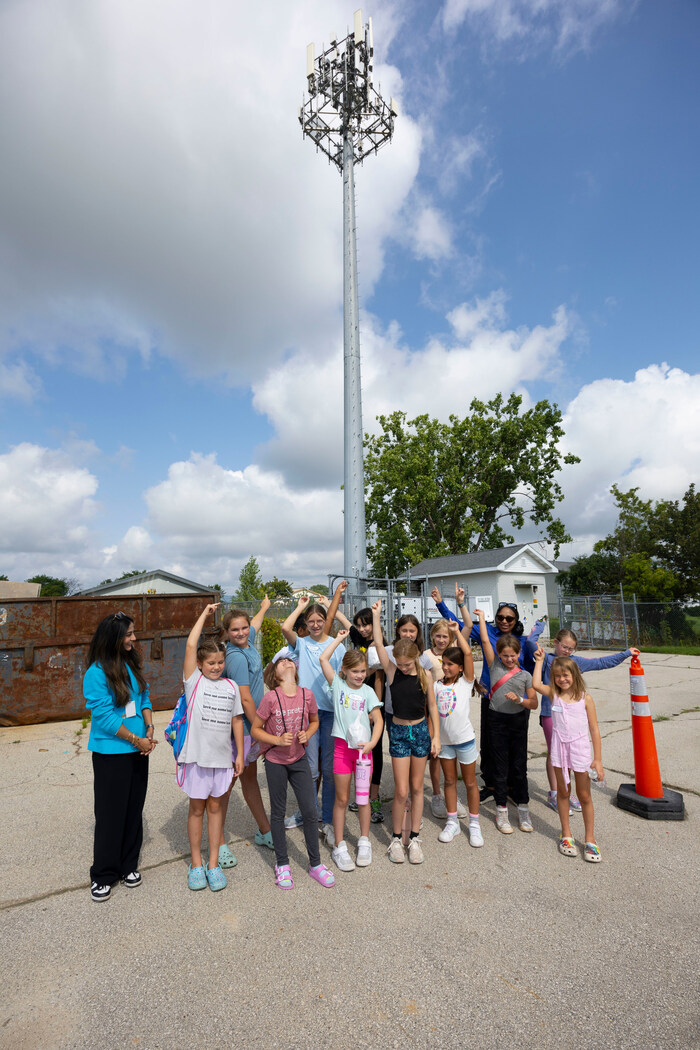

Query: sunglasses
[113,611,130,622]
[496,615,516,624]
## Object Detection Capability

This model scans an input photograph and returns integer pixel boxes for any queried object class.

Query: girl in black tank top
[371,602,440,865]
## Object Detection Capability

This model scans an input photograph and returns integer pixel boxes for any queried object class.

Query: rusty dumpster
[0,593,220,726]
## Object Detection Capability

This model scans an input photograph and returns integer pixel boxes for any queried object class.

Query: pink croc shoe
[308,864,336,888]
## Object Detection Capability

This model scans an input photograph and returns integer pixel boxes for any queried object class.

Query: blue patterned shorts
[389,719,431,759]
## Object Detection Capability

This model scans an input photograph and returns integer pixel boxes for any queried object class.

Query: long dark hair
[496,603,524,637]
[393,614,426,653]
[350,607,386,649]
[87,612,147,707]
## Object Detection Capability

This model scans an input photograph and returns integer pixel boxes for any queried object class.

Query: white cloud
[558,363,700,552]
[441,0,634,56]
[0,359,42,401]
[0,443,99,561]
[407,205,454,260]
[0,1,420,382]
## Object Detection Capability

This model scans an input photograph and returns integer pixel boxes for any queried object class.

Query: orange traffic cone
[617,654,684,820]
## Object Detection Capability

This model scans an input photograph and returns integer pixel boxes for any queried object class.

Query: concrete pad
[1,652,699,1049]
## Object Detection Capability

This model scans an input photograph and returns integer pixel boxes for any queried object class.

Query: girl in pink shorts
[532,649,604,863]
[320,632,384,873]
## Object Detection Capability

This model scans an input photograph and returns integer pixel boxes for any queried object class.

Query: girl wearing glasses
[526,628,638,813]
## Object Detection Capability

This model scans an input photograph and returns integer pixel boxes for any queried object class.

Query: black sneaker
[479,786,494,802]
[348,801,359,812]
[370,798,385,823]
[120,871,142,888]
[91,882,111,902]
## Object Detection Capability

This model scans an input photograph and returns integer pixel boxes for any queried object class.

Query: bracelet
[145,725,154,734]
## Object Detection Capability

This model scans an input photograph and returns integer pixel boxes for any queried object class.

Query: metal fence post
[620,583,628,648]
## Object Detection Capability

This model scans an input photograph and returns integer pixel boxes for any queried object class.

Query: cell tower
[299,10,397,587]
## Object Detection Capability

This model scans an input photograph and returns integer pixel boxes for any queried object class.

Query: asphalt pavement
[1,651,699,1050]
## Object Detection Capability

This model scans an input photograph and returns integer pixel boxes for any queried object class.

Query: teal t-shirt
[329,673,382,744]
[225,625,264,732]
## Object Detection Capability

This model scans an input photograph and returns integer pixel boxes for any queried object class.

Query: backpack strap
[489,667,520,699]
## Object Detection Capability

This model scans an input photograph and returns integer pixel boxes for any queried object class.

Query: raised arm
[319,629,348,685]
[455,586,474,638]
[371,601,396,683]
[472,608,495,667]
[450,598,475,680]
[281,595,310,646]
[184,602,219,679]
[431,585,462,627]
[531,647,553,697]
[323,580,348,633]
[250,594,271,634]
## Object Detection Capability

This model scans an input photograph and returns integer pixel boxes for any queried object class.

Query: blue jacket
[84,662,151,754]
[526,645,632,716]
[435,599,544,692]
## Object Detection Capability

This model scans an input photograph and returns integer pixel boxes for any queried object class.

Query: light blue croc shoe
[188,864,207,891]
[255,830,275,850]
[205,864,228,891]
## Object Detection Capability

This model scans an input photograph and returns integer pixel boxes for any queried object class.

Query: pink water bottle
[355,752,371,805]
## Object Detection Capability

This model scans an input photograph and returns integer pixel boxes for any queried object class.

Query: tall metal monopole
[299,10,397,587]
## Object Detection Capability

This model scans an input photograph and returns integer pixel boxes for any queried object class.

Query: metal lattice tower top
[299,10,397,172]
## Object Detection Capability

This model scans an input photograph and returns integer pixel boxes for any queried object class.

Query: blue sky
[1,0,698,594]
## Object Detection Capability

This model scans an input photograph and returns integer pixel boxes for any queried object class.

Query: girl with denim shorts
[371,602,440,865]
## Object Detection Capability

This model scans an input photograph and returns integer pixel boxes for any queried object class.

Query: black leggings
[264,755,321,868]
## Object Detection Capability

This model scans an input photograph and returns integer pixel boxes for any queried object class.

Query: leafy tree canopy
[559,484,700,601]
[235,556,264,602]
[26,574,77,596]
[309,583,329,596]
[262,577,293,599]
[363,394,579,578]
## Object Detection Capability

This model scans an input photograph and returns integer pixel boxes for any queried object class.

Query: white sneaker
[468,822,484,847]
[430,794,447,818]
[518,805,533,832]
[284,809,304,829]
[331,841,355,871]
[456,799,468,818]
[438,820,461,843]
[322,823,335,848]
[496,807,513,834]
[388,837,405,864]
[356,836,372,867]
[407,837,424,864]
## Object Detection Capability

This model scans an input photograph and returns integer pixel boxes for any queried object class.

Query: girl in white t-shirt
[435,610,484,848]
[179,604,244,893]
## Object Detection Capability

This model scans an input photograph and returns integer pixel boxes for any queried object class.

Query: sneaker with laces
[90,881,111,902]
[517,806,533,832]
[407,837,424,864]
[370,798,384,823]
[388,837,405,864]
[496,807,513,834]
[356,836,372,867]
[322,823,336,848]
[456,799,468,819]
[284,809,304,829]
[348,800,359,813]
[430,795,447,818]
[438,821,461,843]
[468,821,484,847]
[332,841,356,871]
[120,871,141,888]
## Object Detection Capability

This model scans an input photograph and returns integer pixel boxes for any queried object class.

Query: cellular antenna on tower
[299,10,396,589]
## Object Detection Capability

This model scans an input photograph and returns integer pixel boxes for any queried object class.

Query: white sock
[469,813,480,825]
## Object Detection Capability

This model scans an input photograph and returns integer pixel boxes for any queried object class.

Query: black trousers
[488,708,530,807]
[265,755,321,868]
[479,693,493,785]
[91,751,149,884]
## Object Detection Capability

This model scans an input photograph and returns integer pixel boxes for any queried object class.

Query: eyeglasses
[558,644,576,653]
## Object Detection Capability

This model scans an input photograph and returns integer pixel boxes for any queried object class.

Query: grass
[640,645,700,656]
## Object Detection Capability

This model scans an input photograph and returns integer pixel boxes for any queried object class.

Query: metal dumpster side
[0,593,220,726]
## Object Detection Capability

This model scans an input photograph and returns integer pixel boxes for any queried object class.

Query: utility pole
[299,10,397,588]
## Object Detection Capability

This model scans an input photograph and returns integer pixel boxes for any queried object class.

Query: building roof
[407,543,557,577]
[78,569,214,596]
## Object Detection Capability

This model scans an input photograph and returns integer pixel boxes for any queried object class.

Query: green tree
[235,556,264,601]
[363,394,579,578]
[653,484,700,596]
[558,553,620,595]
[118,569,148,579]
[27,574,70,597]
[262,577,293,599]
[309,583,329,596]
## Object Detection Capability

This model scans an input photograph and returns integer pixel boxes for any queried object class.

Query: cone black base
[616,783,685,820]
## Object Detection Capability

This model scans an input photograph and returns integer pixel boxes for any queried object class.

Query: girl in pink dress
[532,649,604,863]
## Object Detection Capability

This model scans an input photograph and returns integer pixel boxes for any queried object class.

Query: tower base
[616,783,685,820]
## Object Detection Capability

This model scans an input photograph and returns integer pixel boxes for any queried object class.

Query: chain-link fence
[558,594,698,649]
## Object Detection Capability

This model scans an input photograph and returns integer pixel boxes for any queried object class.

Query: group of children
[172,582,638,891]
